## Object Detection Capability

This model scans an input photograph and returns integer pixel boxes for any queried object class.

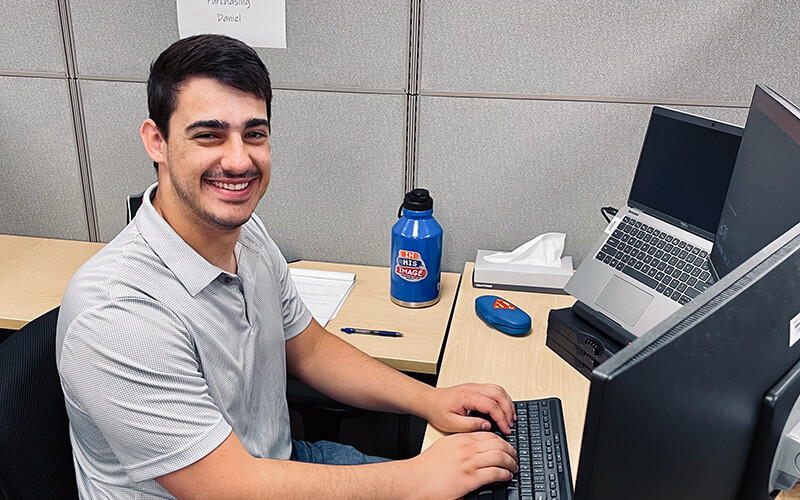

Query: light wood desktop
[0,237,459,376]
[0,234,104,330]
[423,262,800,499]
[422,262,587,477]
[289,260,460,374]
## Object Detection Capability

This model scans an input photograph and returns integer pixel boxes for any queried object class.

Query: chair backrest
[127,192,145,224]
[0,307,78,499]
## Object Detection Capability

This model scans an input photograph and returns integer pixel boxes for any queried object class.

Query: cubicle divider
[2,0,800,272]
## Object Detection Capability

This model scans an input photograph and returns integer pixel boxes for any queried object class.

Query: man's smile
[206,179,255,191]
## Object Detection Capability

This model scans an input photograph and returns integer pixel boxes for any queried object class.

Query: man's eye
[246,131,268,139]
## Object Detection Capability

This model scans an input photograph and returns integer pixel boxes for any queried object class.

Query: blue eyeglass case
[475,295,532,336]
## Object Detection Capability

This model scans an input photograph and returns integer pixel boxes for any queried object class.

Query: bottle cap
[403,188,434,212]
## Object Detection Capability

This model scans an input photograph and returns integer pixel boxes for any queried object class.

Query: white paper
[177,0,287,49]
[290,268,356,327]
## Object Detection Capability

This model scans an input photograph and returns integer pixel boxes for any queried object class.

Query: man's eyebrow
[186,119,228,131]
[245,118,270,129]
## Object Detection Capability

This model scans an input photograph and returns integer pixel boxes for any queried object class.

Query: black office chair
[125,192,363,443]
[0,307,79,500]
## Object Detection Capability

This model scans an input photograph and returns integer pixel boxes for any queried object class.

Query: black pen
[340,328,404,337]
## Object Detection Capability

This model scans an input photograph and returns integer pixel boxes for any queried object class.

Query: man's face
[158,76,271,232]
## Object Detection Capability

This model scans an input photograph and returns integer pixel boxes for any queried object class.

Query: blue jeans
[290,439,390,465]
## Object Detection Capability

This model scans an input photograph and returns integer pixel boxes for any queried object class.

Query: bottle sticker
[395,250,428,282]
[790,311,800,347]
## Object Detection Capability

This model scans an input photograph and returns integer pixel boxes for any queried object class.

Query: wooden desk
[0,234,104,330]
[423,262,586,474]
[289,260,460,374]
[0,235,458,376]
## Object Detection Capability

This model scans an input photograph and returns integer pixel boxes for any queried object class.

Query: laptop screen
[628,107,743,240]
[711,85,800,279]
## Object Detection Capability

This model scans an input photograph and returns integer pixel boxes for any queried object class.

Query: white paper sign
[177,0,287,49]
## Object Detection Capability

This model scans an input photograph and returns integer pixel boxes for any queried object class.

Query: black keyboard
[595,215,715,304]
[464,398,573,500]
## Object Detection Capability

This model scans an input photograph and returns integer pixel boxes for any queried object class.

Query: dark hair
[147,34,273,170]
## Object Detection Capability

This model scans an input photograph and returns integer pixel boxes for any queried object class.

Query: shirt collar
[134,182,232,297]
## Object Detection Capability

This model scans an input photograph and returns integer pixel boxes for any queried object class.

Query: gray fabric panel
[69,0,408,90]
[415,95,749,273]
[79,80,156,242]
[0,76,87,240]
[420,1,800,102]
[256,90,406,266]
[0,0,65,74]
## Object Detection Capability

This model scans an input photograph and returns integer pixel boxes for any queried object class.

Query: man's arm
[285,319,517,434]
[157,424,517,500]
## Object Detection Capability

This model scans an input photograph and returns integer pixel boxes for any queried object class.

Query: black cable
[601,206,618,223]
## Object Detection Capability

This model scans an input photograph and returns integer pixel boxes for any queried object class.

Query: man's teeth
[210,180,250,191]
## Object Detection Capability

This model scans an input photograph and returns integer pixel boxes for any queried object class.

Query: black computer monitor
[711,85,800,280]
[573,221,800,499]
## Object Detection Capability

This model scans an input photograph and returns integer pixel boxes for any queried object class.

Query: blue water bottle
[390,188,443,308]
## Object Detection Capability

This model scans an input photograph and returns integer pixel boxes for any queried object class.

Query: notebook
[564,106,743,337]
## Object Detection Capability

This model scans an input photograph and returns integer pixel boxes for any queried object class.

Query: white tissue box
[473,249,574,293]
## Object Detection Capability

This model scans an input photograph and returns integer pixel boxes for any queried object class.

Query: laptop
[564,106,743,337]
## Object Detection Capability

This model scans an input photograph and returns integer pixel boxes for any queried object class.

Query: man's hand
[421,383,517,435]
[408,432,518,500]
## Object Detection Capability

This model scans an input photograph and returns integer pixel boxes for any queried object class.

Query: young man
[57,34,518,499]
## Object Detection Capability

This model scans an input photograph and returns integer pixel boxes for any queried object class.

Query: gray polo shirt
[56,182,312,499]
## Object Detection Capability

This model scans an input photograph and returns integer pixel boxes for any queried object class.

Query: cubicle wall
[2,1,799,272]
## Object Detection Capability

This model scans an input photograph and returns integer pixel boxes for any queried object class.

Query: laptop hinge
[628,207,642,216]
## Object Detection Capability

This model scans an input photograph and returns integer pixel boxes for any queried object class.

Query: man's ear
[140,119,167,164]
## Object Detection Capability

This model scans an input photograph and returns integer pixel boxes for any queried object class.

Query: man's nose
[220,136,251,173]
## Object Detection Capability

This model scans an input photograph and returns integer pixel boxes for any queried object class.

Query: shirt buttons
[223,276,233,285]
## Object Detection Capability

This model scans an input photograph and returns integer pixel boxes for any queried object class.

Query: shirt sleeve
[58,298,232,482]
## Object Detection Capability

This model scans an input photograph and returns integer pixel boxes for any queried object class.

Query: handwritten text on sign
[177,0,287,49]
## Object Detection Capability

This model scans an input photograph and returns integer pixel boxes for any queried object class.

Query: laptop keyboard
[595,216,715,304]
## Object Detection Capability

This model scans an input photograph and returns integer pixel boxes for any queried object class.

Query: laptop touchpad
[594,276,653,326]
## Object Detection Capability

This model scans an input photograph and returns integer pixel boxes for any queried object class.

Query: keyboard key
[595,252,606,261]
[622,265,659,289]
